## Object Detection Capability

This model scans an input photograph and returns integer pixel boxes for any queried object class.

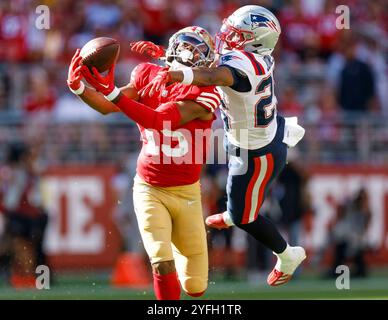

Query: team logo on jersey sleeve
[221,54,243,63]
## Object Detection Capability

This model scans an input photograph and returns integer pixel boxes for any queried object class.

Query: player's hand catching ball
[139,70,171,97]
[130,41,165,59]
[81,65,119,100]
[67,49,84,95]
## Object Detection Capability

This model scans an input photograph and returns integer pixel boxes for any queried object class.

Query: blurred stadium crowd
[0,0,387,286]
[0,0,387,113]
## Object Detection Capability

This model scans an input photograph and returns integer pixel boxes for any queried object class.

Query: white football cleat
[267,245,306,286]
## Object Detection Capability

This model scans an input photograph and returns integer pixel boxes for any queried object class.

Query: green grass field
[0,271,387,300]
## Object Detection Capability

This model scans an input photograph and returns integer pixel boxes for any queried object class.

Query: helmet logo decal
[250,13,278,32]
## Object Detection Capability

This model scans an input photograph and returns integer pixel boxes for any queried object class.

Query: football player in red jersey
[67,27,221,300]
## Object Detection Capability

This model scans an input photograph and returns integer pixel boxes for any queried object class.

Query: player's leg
[133,177,180,300]
[151,260,181,300]
[169,182,208,297]
[207,144,287,248]
[206,117,306,285]
[227,151,288,252]
[229,149,306,286]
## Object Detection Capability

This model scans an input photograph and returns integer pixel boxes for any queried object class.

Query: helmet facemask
[215,19,255,54]
[166,33,215,70]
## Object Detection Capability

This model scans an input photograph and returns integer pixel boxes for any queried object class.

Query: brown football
[80,37,120,73]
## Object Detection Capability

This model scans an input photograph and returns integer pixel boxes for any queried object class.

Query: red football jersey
[130,63,221,187]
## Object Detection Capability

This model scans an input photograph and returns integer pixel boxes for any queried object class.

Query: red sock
[187,290,205,298]
[153,272,181,300]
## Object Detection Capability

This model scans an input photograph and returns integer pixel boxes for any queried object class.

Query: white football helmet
[165,26,215,70]
[216,5,281,55]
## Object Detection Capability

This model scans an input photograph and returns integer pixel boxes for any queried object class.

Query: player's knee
[152,260,176,275]
[148,244,174,269]
[182,277,207,297]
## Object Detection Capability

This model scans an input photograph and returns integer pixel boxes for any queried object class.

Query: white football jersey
[218,49,278,150]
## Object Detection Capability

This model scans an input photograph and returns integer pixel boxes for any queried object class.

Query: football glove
[138,70,171,97]
[81,65,120,101]
[130,41,165,59]
[67,49,85,95]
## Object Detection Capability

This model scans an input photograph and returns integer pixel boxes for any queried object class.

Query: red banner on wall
[304,165,388,265]
[41,165,388,269]
[42,166,121,269]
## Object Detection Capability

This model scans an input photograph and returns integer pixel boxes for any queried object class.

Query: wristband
[69,81,85,95]
[105,86,121,101]
[181,67,194,85]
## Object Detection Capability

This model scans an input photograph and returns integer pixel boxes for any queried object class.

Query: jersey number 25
[254,74,276,127]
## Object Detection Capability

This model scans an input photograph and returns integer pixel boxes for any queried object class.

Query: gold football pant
[133,175,208,295]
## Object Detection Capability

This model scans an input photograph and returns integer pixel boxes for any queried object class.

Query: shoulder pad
[130,63,162,90]
[177,85,221,113]
[219,50,266,76]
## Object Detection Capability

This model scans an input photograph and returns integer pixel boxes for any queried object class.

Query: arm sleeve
[219,50,268,91]
[114,94,182,130]
[221,65,251,92]
[218,51,258,92]
[175,86,221,113]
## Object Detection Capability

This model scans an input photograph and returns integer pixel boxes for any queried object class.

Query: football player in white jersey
[132,5,306,286]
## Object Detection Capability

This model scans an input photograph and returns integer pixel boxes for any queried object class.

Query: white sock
[274,245,306,274]
[277,244,292,260]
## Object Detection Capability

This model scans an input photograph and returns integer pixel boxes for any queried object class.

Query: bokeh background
[0,0,387,299]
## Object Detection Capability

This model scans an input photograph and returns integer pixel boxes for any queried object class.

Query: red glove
[67,49,84,95]
[81,65,120,100]
[138,70,171,97]
[130,41,165,59]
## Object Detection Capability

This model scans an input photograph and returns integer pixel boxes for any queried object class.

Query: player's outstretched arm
[171,66,234,87]
[138,66,234,97]
[77,84,139,115]
[112,95,212,129]
[80,64,212,129]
